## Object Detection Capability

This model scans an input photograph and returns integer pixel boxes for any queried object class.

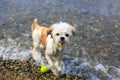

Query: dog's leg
[32,41,40,61]
[55,53,63,77]
[45,54,59,76]
[55,55,62,72]
[32,30,41,61]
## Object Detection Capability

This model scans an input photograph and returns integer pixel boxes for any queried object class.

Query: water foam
[0,33,120,79]
[0,34,32,60]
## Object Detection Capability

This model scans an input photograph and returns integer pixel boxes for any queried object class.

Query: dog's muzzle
[59,37,65,44]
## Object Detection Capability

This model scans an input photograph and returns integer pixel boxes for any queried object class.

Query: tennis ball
[40,66,49,73]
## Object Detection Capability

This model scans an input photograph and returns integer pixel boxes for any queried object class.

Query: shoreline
[0,57,83,80]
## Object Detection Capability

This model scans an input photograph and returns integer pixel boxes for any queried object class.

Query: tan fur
[31,18,51,47]
[41,27,49,46]
[31,18,38,31]
[71,26,76,36]
[31,18,76,77]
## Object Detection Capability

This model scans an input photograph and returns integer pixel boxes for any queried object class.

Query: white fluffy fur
[32,20,76,76]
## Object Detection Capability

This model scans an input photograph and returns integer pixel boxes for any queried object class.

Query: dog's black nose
[60,37,65,41]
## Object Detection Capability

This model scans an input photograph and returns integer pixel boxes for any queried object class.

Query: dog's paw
[50,67,59,76]
[31,54,37,61]
[52,69,59,76]
[58,71,62,78]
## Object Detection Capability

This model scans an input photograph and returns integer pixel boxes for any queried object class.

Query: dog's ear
[71,26,76,36]
[31,18,39,31]
[47,26,53,35]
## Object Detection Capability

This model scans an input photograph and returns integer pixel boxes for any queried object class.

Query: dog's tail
[31,18,39,31]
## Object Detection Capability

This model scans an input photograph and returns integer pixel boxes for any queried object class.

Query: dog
[31,18,76,76]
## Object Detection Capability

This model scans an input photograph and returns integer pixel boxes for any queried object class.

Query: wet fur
[31,18,76,76]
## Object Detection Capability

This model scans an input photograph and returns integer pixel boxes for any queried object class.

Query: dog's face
[49,22,76,47]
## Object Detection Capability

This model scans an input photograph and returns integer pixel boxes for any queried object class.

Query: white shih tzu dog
[31,18,76,76]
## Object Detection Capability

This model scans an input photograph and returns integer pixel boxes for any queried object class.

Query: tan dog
[31,18,76,76]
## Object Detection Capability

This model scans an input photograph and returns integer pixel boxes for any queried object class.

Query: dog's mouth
[59,41,65,45]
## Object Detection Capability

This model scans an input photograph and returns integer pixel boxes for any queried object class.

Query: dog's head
[49,22,76,48]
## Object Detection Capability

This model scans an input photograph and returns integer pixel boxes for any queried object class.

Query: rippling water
[0,0,120,80]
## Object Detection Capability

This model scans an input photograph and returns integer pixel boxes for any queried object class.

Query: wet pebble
[0,57,82,80]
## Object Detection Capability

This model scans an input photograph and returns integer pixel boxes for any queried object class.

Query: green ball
[40,66,49,73]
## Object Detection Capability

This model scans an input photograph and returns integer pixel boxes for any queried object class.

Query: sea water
[0,32,120,80]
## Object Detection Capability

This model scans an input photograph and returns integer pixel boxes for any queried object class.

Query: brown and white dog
[31,18,76,76]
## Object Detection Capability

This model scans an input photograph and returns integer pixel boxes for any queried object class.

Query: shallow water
[0,0,120,80]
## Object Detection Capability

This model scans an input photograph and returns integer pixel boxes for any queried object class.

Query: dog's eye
[65,34,69,37]
[56,33,59,36]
